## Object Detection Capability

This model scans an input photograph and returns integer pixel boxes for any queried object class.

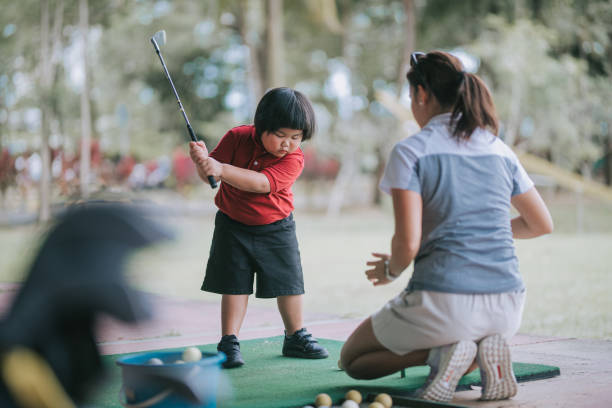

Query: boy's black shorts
[202,211,305,298]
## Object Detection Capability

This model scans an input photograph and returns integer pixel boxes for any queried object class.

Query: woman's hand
[365,252,393,286]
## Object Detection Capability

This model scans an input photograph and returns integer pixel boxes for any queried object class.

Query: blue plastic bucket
[116,350,226,408]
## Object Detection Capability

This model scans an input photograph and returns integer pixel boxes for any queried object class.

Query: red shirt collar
[250,126,262,146]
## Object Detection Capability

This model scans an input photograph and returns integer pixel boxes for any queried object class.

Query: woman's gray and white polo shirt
[380,112,534,294]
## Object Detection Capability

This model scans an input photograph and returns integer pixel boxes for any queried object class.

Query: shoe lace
[219,339,240,353]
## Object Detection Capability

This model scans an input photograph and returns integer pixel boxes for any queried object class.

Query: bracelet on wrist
[383,259,397,281]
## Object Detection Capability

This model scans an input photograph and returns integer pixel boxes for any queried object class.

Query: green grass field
[1,192,611,340]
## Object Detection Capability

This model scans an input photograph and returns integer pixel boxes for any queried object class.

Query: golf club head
[152,30,166,47]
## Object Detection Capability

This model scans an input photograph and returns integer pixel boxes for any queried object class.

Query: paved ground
[1,285,611,407]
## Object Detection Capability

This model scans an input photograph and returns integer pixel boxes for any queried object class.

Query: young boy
[189,87,329,368]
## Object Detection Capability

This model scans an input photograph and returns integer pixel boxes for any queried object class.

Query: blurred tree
[79,0,92,199]
[417,0,612,183]
[467,15,610,176]
[284,0,415,212]
[266,0,285,88]
[377,0,415,206]
[1,0,611,209]
[108,1,253,152]
[39,0,65,221]
[0,3,22,149]
[535,0,612,184]
[231,0,264,103]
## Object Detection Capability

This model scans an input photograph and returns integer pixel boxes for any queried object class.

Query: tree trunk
[236,0,264,107]
[326,143,357,217]
[79,0,92,198]
[396,0,415,93]
[505,75,522,146]
[326,6,356,215]
[39,0,52,222]
[318,0,343,34]
[265,0,284,89]
[604,136,612,186]
[372,146,385,205]
[372,0,416,206]
[38,0,64,222]
[51,0,65,147]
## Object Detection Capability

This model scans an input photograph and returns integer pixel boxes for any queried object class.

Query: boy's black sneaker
[282,328,329,359]
[217,334,244,368]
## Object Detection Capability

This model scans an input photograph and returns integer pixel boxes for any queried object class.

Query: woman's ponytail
[407,51,499,141]
[451,72,499,140]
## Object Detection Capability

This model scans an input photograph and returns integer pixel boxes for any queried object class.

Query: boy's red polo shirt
[209,125,304,225]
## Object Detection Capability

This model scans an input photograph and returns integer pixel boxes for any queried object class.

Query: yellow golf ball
[368,402,385,408]
[315,393,332,407]
[345,389,362,403]
[375,393,393,408]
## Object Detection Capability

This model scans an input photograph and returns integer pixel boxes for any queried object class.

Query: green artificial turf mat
[90,337,560,408]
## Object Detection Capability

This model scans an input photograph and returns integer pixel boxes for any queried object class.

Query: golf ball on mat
[315,393,332,407]
[374,393,392,408]
[345,389,362,403]
[341,400,359,408]
[147,357,163,365]
[368,403,385,408]
[182,347,202,362]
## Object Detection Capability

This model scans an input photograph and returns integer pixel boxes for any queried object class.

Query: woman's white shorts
[371,289,526,356]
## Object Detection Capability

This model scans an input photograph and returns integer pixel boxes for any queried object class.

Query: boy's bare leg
[221,294,249,336]
[277,294,303,335]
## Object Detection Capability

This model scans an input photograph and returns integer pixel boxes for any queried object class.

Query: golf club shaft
[151,38,217,189]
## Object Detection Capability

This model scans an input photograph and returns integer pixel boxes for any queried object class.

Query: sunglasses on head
[410,52,426,67]
[409,52,428,89]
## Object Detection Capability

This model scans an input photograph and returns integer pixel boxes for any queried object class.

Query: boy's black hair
[254,87,316,141]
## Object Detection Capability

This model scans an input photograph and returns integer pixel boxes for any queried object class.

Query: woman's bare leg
[340,317,429,379]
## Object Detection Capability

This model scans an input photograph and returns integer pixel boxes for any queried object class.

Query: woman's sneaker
[282,328,329,359]
[412,347,440,397]
[415,340,477,402]
[217,334,244,368]
[477,334,518,400]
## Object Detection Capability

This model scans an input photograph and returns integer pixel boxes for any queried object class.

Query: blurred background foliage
[0,0,611,220]
[1,0,612,342]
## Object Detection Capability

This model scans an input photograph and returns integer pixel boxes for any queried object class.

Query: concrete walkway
[1,285,611,407]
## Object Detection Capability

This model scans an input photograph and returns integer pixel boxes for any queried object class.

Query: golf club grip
[207,175,218,189]
[186,124,218,189]
[186,123,198,143]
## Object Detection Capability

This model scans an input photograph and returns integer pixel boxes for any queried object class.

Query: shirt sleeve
[379,142,421,195]
[510,154,534,196]
[260,151,304,193]
[209,129,237,164]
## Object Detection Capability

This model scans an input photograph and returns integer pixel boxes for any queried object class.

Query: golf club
[150,30,217,189]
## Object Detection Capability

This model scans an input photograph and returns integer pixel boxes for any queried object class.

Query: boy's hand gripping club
[150,30,217,189]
